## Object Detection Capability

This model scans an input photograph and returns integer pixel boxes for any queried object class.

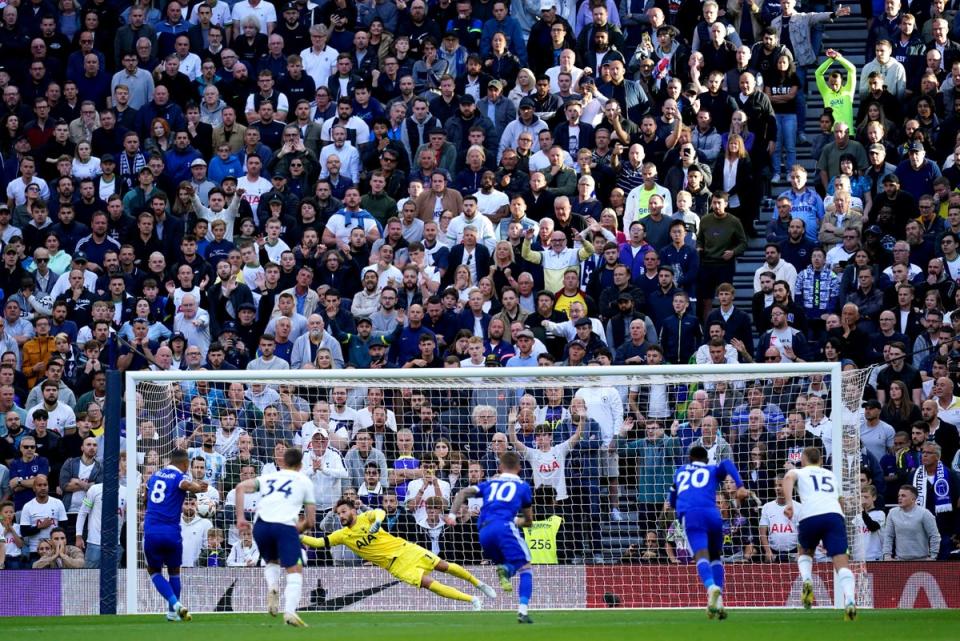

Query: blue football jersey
[476,474,532,529]
[670,460,744,514]
[144,466,189,532]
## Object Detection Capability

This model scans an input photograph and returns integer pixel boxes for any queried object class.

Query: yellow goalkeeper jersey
[302,509,408,568]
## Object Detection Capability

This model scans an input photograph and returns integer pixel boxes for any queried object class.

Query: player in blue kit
[448,451,534,623]
[143,449,209,621]
[670,446,750,620]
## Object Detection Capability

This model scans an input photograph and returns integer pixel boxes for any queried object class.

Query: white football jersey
[255,469,316,526]
[793,465,843,520]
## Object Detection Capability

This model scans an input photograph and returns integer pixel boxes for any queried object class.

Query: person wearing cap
[597,52,650,125]
[188,157,216,204]
[895,142,943,202]
[499,99,548,162]
[473,81,514,143]
[446,94,498,163]
[435,31,467,79]
[865,142,897,196]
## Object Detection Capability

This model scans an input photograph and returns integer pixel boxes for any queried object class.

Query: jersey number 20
[485,481,517,502]
[676,468,709,493]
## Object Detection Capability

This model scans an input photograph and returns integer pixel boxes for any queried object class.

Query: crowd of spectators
[1,0,960,572]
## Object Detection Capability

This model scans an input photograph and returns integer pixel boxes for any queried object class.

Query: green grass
[5,610,960,641]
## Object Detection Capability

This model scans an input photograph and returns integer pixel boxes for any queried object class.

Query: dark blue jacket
[659,312,703,364]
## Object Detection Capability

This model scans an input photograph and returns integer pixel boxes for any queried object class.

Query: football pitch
[6,609,959,641]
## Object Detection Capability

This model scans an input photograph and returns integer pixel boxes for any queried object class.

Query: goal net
[122,363,870,614]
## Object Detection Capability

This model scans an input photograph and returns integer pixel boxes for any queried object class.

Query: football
[196,498,216,519]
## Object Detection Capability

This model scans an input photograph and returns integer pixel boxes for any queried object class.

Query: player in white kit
[782,447,857,621]
[235,447,317,627]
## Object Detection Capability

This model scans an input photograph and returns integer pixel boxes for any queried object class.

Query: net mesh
[125,366,871,613]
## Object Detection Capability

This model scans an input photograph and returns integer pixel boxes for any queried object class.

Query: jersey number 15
[810,474,835,493]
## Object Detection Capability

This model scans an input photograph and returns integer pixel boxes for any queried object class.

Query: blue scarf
[914,461,953,514]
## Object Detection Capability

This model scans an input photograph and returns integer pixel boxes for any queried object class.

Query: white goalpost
[123,363,869,615]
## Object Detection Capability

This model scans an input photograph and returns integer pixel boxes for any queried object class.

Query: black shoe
[518,614,534,624]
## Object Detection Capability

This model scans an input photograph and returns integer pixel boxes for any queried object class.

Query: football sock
[710,560,725,590]
[696,558,715,590]
[518,569,533,607]
[837,567,855,604]
[150,573,178,609]
[284,572,303,614]
[265,563,282,591]
[797,555,813,582]
[428,580,474,603]
[170,575,181,601]
[501,562,517,578]
[445,562,480,587]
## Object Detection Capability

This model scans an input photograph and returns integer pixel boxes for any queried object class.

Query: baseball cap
[519,97,535,109]
[368,342,387,351]
[603,51,626,66]
[221,320,238,333]
[190,158,207,167]
[568,339,588,350]
[284,2,299,11]
[862,399,882,409]
[73,251,88,262]
[515,328,534,340]
[488,79,503,91]
[238,302,257,312]
[268,194,284,204]
[443,30,459,39]
[540,0,557,9]
[459,94,476,105]
[101,153,116,163]
[169,332,187,344]
[907,142,925,153]
[617,292,634,303]
[311,427,329,439]
[867,143,885,154]
[864,225,883,236]
[356,316,372,326]
[578,74,596,87]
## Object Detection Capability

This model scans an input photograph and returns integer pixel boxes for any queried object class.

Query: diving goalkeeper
[301,499,497,608]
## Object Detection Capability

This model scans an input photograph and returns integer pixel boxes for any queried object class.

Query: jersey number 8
[676,468,710,493]
[485,481,517,502]
[149,480,167,504]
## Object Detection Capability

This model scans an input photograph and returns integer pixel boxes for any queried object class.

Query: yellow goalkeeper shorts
[388,544,441,587]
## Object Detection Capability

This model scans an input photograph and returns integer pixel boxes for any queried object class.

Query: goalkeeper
[301,499,497,608]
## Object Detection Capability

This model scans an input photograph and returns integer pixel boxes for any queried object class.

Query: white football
[197,498,216,518]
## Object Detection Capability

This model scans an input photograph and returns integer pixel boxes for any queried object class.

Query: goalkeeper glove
[368,519,382,534]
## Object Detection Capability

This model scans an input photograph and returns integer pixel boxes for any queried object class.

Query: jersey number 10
[485,481,517,503]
